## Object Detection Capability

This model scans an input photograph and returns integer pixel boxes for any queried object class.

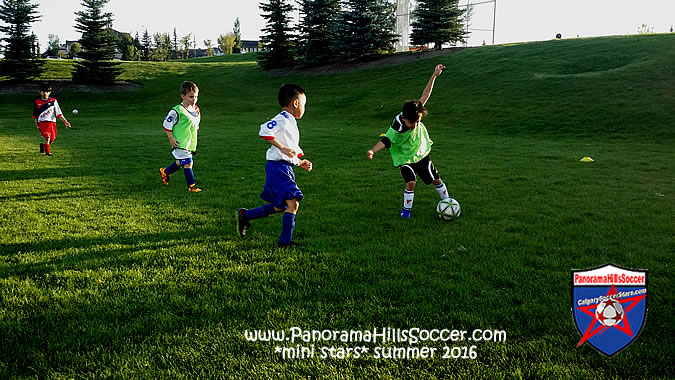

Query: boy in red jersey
[33,82,71,156]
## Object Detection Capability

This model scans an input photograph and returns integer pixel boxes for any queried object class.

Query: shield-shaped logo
[572,263,647,356]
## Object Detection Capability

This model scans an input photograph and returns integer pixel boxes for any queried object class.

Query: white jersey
[33,97,63,123]
[259,111,304,165]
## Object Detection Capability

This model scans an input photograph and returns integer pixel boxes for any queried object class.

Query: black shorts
[399,155,440,185]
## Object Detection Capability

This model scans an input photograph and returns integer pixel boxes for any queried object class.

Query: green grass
[1,34,673,378]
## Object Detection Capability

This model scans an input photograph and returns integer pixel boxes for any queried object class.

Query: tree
[140,28,151,60]
[0,0,44,80]
[72,0,121,84]
[132,31,142,59]
[298,0,340,66]
[333,0,398,61]
[637,23,654,34]
[29,31,37,57]
[170,28,179,60]
[217,33,236,54]
[116,32,133,60]
[203,39,213,56]
[147,33,170,61]
[180,34,191,59]
[233,17,241,53]
[47,33,60,55]
[69,41,82,58]
[410,0,465,50]
[258,0,297,69]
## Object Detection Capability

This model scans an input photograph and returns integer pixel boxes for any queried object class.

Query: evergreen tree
[233,17,241,53]
[170,28,179,60]
[72,0,121,84]
[29,31,36,57]
[410,0,465,50]
[0,0,44,80]
[258,0,296,69]
[298,0,340,67]
[140,28,151,61]
[334,0,397,61]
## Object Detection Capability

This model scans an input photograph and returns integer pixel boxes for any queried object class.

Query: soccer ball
[72,109,79,115]
[595,298,624,327]
[437,198,461,220]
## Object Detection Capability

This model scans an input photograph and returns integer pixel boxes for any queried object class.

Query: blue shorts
[260,161,304,209]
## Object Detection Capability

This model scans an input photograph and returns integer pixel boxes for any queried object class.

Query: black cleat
[237,208,251,237]
[277,241,300,249]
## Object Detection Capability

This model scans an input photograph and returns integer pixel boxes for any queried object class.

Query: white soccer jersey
[33,97,63,123]
[259,111,304,165]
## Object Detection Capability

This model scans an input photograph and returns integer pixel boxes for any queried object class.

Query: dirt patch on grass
[0,80,143,94]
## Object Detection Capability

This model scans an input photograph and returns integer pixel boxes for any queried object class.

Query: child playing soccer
[237,84,313,248]
[33,82,71,156]
[159,81,202,192]
[367,64,450,219]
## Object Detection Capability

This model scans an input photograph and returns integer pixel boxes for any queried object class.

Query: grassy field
[1,34,673,378]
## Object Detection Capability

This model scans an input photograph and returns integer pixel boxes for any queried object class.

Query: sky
[24,0,675,50]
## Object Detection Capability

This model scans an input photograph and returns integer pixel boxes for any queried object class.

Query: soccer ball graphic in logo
[437,198,461,220]
[595,298,624,327]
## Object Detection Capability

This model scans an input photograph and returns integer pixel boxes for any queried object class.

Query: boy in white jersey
[367,64,450,218]
[238,84,313,248]
[159,81,202,192]
[33,82,71,156]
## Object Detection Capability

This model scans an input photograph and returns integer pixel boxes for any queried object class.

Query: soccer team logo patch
[572,263,647,356]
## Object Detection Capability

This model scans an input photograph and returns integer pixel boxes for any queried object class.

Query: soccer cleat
[40,143,44,153]
[187,184,201,192]
[159,168,170,186]
[400,208,411,219]
[45,153,53,156]
[237,208,251,237]
[278,241,300,249]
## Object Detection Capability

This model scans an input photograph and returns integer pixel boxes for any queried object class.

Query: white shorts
[172,148,193,160]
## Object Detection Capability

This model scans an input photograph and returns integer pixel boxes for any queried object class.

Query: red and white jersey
[259,110,304,165]
[33,97,63,123]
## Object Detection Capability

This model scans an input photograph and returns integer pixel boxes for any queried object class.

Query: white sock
[403,190,414,209]
[435,182,449,199]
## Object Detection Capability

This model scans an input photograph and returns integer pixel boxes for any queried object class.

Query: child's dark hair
[39,82,52,92]
[402,100,427,122]
[180,81,198,95]
[278,84,305,107]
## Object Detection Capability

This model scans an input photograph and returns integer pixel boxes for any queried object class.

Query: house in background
[188,47,224,58]
[42,40,79,58]
[240,40,262,53]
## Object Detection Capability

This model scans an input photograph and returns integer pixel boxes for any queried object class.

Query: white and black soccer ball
[595,299,624,327]
[437,198,461,220]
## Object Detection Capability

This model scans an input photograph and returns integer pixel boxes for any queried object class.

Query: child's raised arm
[419,64,445,107]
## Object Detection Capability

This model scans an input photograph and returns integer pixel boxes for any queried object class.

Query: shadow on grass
[0,227,236,277]
[0,187,94,202]
[0,167,87,181]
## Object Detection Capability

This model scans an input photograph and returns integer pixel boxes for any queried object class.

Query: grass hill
[0,34,673,378]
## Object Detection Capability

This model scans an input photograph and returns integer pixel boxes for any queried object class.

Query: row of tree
[0,0,243,83]
[116,18,242,62]
[258,0,466,69]
[0,0,119,83]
